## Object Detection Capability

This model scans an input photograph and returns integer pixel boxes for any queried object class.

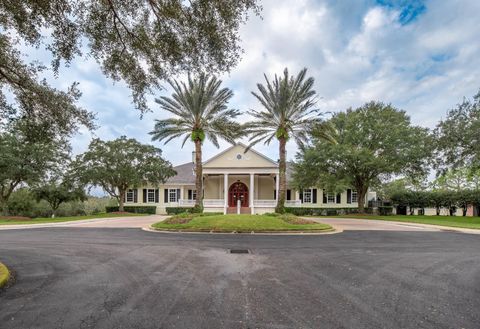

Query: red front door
[229,182,249,207]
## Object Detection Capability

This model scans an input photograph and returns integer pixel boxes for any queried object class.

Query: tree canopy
[0,120,68,210]
[70,136,175,211]
[1,0,260,116]
[32,179,87,217]
[435,89,480,170]
[293,102,432,212]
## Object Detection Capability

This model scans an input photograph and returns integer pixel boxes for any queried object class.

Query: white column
[180,187,184,204]
[223,173,228,214]
[250,173,255,214]
[275,174,279,206]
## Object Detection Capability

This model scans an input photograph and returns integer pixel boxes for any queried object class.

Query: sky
[35,0,480,167]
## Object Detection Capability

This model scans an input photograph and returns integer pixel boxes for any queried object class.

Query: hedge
[105,206,157,214]
[378,206,394,216]
[165,207,191,214]
[284,207,362,216]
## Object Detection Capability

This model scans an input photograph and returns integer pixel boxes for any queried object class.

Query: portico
[201,143,280,214]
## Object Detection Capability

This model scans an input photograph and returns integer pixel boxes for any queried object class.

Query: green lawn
[0,213,148,225]
[152,214,332,232]
[331,214,480,229]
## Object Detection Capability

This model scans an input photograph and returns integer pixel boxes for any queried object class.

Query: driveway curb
[143,225,341,235]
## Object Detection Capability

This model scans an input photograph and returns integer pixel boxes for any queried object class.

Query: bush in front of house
[378,206,394,216]
[284,207,362,216]
[165,207,194,215]
[106,206,157,214]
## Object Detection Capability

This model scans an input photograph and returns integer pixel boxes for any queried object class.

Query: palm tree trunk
[276,137,287,213]
[195,140,203,209]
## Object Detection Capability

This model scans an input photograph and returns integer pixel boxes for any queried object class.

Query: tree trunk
[194,140,203,209]
[276,137,287,213]
[118,189,125,212]
[357,187,367,214]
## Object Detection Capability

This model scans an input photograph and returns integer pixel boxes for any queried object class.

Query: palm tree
[150,73,240,211]
[246,67,335,213]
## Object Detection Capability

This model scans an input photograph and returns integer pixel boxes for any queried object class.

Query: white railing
[203,199,224,207]
[253,200,277,207]
[178,199,195,206]
[285,200,302,207]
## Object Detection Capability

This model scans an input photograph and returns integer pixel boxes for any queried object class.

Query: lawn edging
[0,262,10,289]
[144,225,339,235]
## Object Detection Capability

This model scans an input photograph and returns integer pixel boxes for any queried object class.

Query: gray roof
[166,161,295,185]
[166,162,196,184]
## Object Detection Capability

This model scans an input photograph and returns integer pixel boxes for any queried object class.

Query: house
[125,143,371,214]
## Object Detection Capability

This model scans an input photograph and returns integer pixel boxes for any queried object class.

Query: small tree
[32,181,87,218]
[294,102,432,213]
[71,137,175,212]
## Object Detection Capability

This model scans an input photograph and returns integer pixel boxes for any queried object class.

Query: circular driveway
[1,225,479,328]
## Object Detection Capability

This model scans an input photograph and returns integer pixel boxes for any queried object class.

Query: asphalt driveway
[1,228,479,329]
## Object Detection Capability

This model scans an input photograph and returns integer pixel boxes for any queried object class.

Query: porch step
[227,207,251,214]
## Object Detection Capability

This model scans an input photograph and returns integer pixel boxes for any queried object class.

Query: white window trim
[327,193,336,204]
[147,189,155,203]
[126,189,135,203]
[351,190,358,203]
[169,189,178,203]
[190,190,197,201]
[303,188,312,203]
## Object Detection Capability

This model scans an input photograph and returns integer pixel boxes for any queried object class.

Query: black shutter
[274,189,276,200]
[323,189,327,203]
[176,189,181,202]
[155,189,159,203]
[336,193,341,204]
[299,190,303,203]
[143,189,147,203]
[286,189,291,201]
[133,189,138,203]
[347,189,352,204]
[188,189,192,200]
[165,189,169,203]
[312,189,317,204]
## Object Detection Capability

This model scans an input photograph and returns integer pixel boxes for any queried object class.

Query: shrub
[166,207,194,215]
[284,207,361,216]
[106,206,156,214]
[378,206,394,216]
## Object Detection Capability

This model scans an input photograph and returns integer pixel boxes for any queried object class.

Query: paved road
[1,227,479,329]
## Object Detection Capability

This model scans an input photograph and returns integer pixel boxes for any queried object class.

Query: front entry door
[229,182,249,207]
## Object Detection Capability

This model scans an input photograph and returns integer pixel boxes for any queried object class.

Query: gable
[203,144,278,169]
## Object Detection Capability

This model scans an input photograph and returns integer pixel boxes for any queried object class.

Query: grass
[0,262,10,288]
[152,213,332,232]
[329,214,480,229]
[0,212,148,225]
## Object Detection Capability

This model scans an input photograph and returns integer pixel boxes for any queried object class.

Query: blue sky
[34,0,480,167]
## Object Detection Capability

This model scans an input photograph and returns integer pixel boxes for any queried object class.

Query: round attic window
[236,154,242,160]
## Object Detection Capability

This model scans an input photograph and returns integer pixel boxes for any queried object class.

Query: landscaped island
[152,213,333,233]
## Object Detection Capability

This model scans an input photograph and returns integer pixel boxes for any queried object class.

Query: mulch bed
[109,211,133,215]
[0,216,32,221]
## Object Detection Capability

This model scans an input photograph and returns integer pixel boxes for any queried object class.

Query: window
[303,189,312,203]
[169,189,178,203]
[188,189,197,200]
[147,189,156,203]
[126,189,135,203]
[351,190,358,203]
[327,193,335,204]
